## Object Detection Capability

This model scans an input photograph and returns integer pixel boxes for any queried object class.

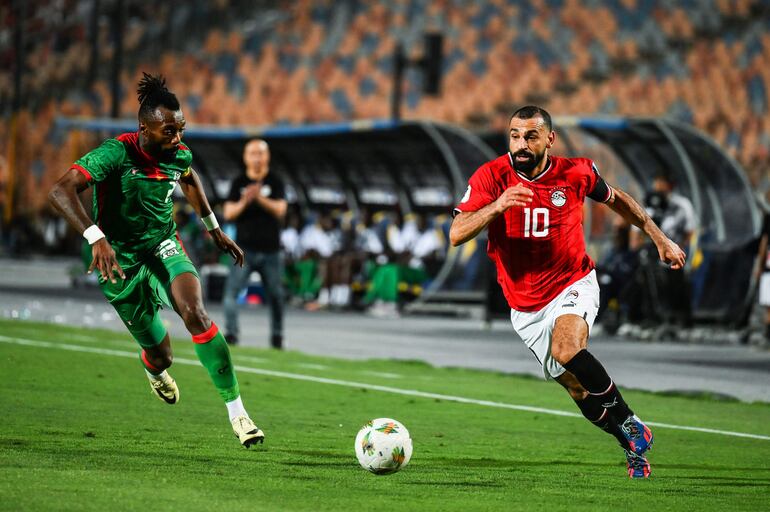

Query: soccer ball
[354,418,413,475]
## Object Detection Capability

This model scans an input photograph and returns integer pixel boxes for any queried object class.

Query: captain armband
[587,177,613,203]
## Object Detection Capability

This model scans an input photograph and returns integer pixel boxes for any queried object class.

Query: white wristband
[83,225,105,245]
[201,212,219,231]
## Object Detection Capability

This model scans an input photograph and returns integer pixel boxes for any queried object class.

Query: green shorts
[92,236,199,348]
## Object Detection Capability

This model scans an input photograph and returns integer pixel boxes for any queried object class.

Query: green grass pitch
[1,319,769,511]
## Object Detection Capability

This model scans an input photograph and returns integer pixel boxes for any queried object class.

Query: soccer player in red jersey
[450,106,686,478]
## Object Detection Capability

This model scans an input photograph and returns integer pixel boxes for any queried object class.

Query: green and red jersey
[71,132,193,272]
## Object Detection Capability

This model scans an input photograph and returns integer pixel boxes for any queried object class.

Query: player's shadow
[270,447,353,468]
[428,456,612,470]
[407,480,503,488]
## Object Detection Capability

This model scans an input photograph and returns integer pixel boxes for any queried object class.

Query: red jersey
[454,154,612,311]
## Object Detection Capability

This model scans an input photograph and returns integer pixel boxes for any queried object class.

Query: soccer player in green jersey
[48,73,264,448]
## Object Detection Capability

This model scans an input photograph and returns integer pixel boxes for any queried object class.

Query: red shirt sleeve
[453,164,497,216]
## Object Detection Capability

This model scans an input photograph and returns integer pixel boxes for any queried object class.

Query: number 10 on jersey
[523,207,549,237]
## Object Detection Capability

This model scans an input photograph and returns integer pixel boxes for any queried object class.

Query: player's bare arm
[449,184,533,246]
[606,185,686,269]
[179,167,245,266]
[48,169,125,283]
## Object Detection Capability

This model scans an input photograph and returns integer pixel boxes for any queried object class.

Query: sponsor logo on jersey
[562,289,579,307]
[550,188,567,207]
[461,185,471,203]
[156,239,179,259]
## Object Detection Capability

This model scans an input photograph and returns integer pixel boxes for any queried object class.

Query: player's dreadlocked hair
[137,72,180,121]
[511,105,552,131]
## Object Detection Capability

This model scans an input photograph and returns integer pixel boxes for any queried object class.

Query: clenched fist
[494,183,534,214]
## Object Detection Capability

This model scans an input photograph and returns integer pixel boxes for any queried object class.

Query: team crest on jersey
[173,171,181,181]
[261,184,272,197]
[550,188,567,207]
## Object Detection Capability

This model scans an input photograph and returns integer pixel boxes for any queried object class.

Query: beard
[511,149,546,174]
[158,145,180,162]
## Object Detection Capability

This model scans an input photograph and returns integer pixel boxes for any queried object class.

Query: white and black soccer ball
[354,418,413,475]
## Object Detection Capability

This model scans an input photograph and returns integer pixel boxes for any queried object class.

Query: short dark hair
[510,105,552,131]
[137,72,180,121]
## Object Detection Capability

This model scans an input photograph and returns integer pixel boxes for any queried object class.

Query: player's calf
[562,350,633,420]
[561,349,654,456]
[557,371,633,451]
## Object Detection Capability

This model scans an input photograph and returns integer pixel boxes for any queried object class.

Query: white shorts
[760,273,770,307]
[509,270,600,380]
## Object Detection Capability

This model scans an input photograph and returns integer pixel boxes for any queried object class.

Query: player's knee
[180,303,209,332]
[551,341,580,365]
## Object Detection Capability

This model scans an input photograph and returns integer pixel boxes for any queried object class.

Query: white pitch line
[237,355,269,364]
[361,371,403,379]
[295,363,329,370]
[2,335,769,442]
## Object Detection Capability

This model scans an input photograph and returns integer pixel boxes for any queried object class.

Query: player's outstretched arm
[450,184,533,246]
[606,185,686,269]
[179,168,244,266]
[48,169,125,283]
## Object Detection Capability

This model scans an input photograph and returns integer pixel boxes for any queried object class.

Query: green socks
[192,323,240,402]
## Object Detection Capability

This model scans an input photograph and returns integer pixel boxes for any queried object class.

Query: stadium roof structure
[57,116,760,326]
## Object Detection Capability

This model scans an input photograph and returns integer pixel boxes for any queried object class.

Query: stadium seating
[1,0,769,246]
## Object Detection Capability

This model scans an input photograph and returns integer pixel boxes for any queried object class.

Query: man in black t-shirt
[223,139,287,348]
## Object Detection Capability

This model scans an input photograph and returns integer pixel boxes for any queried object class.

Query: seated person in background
[280,208,303,301]
[595,220,639,333]
[363,211,403,317]
[298,211,338,310]
[347,209,386,308]
[408,213,446,276]
[315,210,357,309]
[364,212,445,317]
[640,173,697,328]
